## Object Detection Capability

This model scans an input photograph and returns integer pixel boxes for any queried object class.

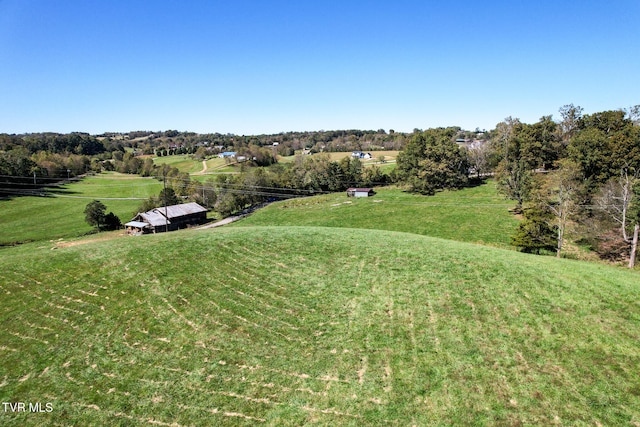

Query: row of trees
[0,132,109,155]
[97,128,413,157]
[135,154,389,217]
[493,106,640,266]
[389,105,639,266]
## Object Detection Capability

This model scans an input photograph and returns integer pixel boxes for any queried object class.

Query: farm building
[125,202,207,234]
[346,188,375,198]
[351,151,373,159]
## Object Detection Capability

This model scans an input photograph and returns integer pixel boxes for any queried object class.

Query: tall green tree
[395,128,468,195]
[159,187,180,206]
[496,159,533,211]
[511,205,557,254]
[84,200,107,231]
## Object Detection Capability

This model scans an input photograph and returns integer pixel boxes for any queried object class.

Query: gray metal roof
[124,221,149,228]
[133,202,207,227]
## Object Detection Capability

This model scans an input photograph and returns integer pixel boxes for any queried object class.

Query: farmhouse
[218,151,237,158]
[351,151,373,159]
[346,188,375,197]
[125,202,207,234]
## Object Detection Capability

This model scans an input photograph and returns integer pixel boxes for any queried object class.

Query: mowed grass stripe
[1,226,639,425]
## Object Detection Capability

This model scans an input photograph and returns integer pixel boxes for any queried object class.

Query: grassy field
[152,154,242,175]
[279,151,399,167]
[0,173,163,245]
[152,155,204,174]
[1,226,639,425]
[237,181,519,248]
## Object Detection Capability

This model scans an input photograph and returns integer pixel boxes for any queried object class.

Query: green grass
[152,155,204,174]
[237,181,519,248]
[0,173,162,245]
[152,155,241,175]
[1,226,639,425]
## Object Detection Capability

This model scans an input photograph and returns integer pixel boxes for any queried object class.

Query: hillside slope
[235,183,520,248]
[1,226,639,425]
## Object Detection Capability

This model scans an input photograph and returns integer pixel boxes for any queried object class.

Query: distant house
[218,151,237,158]
[346,188,375,198]
[351,151,373,159]
[125,202,207,234]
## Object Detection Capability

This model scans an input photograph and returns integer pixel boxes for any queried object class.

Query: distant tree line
[97,129,411,158]
[137,154,389,218]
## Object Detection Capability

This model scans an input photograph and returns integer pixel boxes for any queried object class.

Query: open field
[237,181,519,248]
[279,151,399,167]
[323,150,399,164]
[1,226,639,425]
[152,155,204,174]
[0,173,163,245]
[152,154,241,175]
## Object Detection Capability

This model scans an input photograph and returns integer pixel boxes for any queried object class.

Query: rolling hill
[1,226,639,425]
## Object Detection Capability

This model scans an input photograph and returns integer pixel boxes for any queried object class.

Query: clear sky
[1,0,638,135]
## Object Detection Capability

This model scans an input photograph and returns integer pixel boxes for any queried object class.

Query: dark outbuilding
[346,188,375,198]
[125,202,207,234]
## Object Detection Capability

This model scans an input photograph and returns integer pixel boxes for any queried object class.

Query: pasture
[278,151,399,168]
[0,173,162,245]
[1,226,639,425]
[153,154,241,175]
[237,181,519,248]
[152,155,204,174]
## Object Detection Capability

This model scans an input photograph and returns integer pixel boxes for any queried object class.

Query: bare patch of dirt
[55,231,127,248]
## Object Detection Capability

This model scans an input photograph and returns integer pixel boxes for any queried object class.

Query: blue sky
[1,0,638,135]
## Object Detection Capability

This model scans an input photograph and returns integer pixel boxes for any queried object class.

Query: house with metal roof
[125,202,208,234]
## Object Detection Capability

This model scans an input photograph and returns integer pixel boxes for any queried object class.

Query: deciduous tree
[395,128,468,195]
[84,200,107,231]
[534,160,585,257]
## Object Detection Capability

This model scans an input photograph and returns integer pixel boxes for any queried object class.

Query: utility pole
[629,224,639,269]
[163,169,168,233]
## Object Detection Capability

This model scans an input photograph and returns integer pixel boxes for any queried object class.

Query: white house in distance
[346,188,375,197]
[351,151,373,159]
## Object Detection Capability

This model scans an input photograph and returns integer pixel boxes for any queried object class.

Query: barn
[125,202,208,234]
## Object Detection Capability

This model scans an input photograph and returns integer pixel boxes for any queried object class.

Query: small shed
[346,188,375,198]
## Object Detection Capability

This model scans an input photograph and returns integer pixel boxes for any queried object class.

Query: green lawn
[237,181,519,248]
[152,155,204,174]
[152,154,241,175]
[1,226,639,425]
[0,173,162,245]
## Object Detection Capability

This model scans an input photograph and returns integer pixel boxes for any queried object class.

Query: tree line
[136,154,389,218]
[390,105,640,266]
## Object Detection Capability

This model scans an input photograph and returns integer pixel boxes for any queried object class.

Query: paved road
[196,201,275,230]
[197,215,244,229]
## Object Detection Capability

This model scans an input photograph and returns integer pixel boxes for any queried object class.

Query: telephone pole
[163,169,168,233]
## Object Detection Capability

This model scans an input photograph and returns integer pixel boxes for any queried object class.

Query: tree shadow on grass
[466,176,490,188]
